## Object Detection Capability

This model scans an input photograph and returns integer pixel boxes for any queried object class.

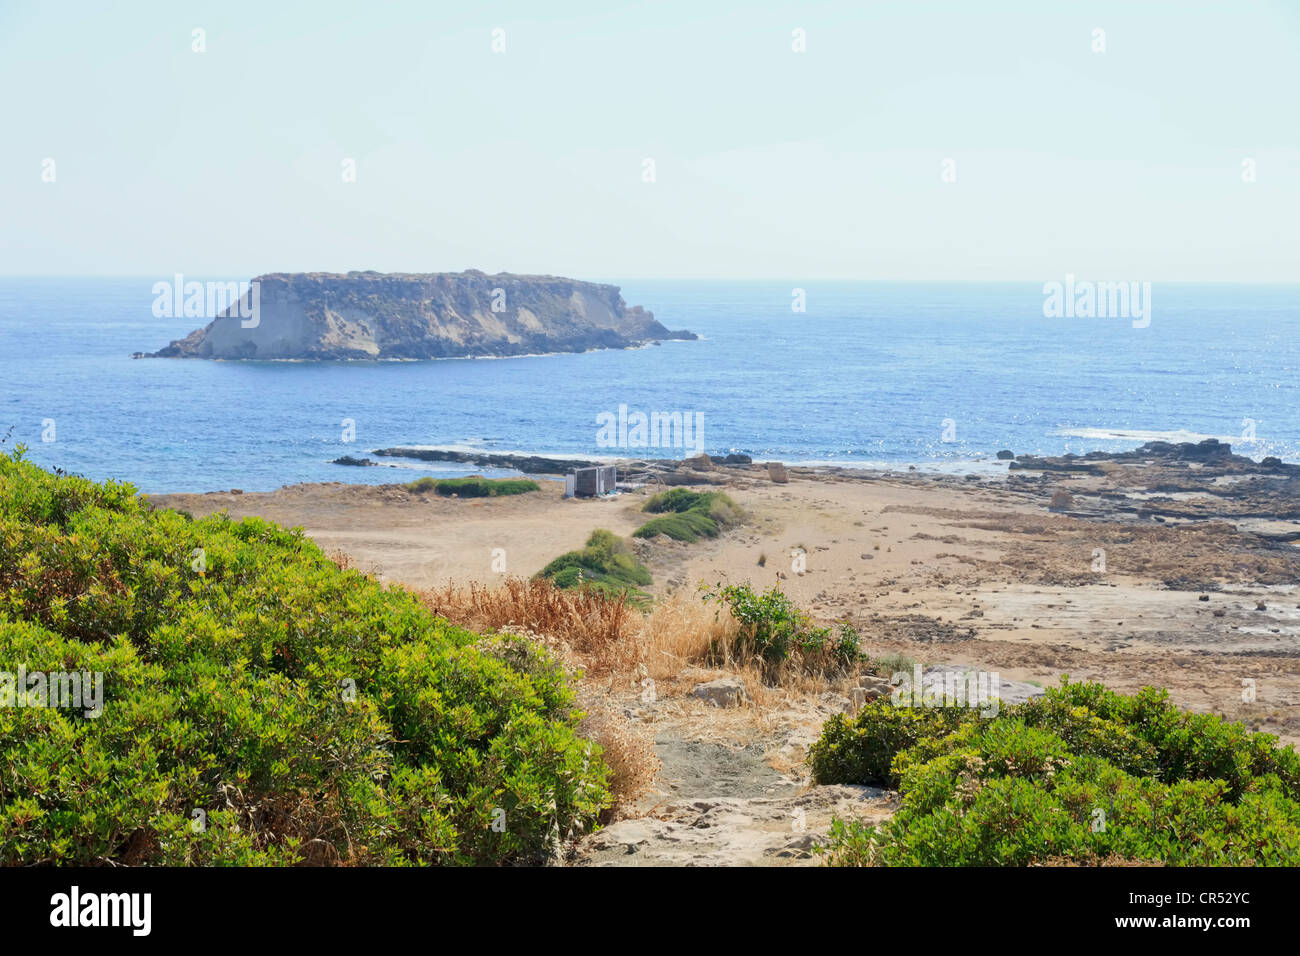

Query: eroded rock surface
[146,271,695,360]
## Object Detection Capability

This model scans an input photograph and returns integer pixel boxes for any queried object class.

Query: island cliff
[144,271,695,360]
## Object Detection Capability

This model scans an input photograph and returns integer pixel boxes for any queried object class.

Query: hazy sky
[2,1,1297,280]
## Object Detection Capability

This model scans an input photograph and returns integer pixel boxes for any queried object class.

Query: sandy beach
[151,444,1300,752]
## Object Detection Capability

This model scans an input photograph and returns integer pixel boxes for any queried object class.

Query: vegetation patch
[633,488,740,543]
[811,678,1300,866]
[700,582,862,677]
[535,529,652,603]
[0,448,608,865]
[405,476,540,497]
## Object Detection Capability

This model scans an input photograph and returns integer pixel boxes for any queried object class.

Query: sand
[148,456,1300,864]
[150,461,1300,746]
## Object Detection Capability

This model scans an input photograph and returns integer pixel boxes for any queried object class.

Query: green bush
[405,476,540,497]
[535,529,652,602]
[813,677,1300,866]
[808,700,979,788]
[0,447,608,865]
[633,489,739,542]
[700,582,862,676]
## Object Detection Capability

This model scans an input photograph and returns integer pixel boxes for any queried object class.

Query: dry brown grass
[422,577,742,679]
[326,547,384,580]
[420,577,868,816]
[423,578,638,672]
[577,695,661,821]
[637,591,738,679]
[422,577,857,696]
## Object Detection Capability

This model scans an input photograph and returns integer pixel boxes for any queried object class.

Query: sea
[2,277,1299,494]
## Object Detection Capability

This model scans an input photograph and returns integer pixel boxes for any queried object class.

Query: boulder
[1048,489,1075,511]
[858,675,894,697]
[691,678,749,708]
[766,461,789,484]
[996,449,1015,460]
[845,678,894,712]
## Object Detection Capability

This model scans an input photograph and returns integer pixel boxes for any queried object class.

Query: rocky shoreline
[339,439,1300,523]
[337,447,757,480]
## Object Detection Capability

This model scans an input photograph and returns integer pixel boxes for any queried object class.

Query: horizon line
[3,274,1300,285]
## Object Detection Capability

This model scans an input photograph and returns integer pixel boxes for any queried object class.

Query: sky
[1,0,1297,280]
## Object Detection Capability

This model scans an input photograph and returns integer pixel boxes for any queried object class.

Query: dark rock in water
[996,449,1014,460]
[144,271,696,360]
[372,447,595,475]
[1010,456,1105,475]
[332,455,378,466]
[1132,438,1234,462]
[718,453,753,465]
[1011,439,1300,484]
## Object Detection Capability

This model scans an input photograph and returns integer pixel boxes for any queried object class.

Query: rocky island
[144,270,696,360]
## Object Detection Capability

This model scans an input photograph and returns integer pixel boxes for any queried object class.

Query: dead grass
[422,577,864,701]
[419,577,873,815]
[422,577,637,672]
[638,592,738,679]
[577,695,661,821]
[422,577,744,678]
[326,547,383,579]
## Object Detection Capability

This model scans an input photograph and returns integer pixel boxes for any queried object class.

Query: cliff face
[146,271,695,360]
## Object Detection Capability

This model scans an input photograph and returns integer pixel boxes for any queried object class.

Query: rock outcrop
[145,271,695,360]
[371,447,598,475]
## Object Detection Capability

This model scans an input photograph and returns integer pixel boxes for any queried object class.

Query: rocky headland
[144,271,695,360]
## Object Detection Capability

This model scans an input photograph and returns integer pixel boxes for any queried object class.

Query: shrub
[633,489,739,543]
[813,677,1300,866]
[0,448,608,865]
[700,582,862,677]
[809,699,979,787]
[405,476,540,497]
[535,529,652,603]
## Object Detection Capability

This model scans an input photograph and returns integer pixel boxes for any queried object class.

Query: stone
[766,461,789,483]
[1048,489,1075,511]
[691,678,749,708]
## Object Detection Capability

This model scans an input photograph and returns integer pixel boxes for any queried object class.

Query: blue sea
[2,277,1299,493]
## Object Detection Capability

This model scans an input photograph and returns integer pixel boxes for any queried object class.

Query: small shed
[569,465,617,497]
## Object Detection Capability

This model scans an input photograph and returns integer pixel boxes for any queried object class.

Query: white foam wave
[1056,427,1239,444]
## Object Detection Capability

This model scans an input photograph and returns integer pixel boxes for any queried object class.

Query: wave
[1056,427,1240,444]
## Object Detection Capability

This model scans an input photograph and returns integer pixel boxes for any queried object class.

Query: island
[142,270,696,360]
